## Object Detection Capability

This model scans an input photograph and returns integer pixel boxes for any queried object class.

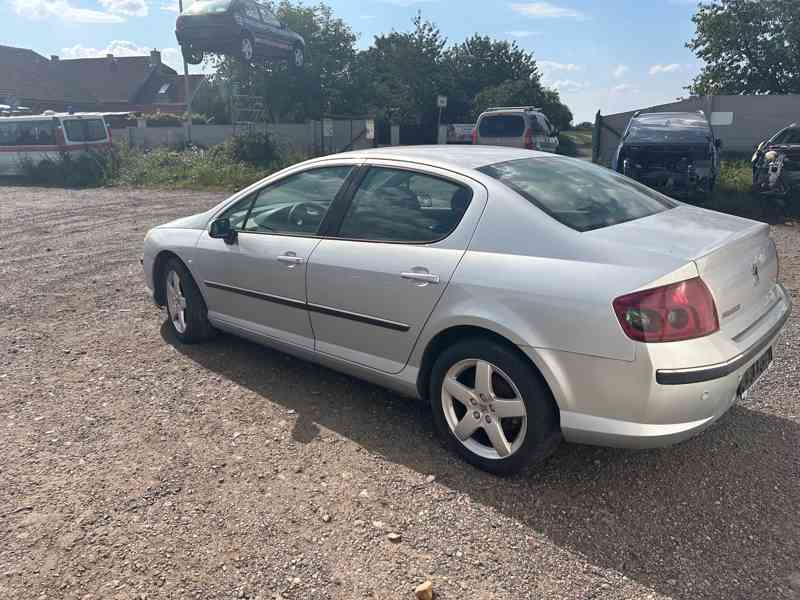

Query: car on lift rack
[176,0,305,69]
[612,111,721,202]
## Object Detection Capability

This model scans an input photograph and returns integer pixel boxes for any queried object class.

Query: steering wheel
[287,202,324,230]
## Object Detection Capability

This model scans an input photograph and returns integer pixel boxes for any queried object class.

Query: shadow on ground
[164,324,800,600]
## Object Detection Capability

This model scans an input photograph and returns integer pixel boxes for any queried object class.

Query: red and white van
[0,112,112,176]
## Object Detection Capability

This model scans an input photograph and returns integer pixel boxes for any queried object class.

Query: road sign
[365,119,375,140]
[323,118,334,138]
[437,95,448,108]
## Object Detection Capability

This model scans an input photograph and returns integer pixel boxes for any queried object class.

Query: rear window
[183,0,231,14]
[627,116,711,144]
[478,115,525,138]
[63,119,107,142]
[479,157,676,232]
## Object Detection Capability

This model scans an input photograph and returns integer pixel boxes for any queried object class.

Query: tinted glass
[0,120,55,146]
[243,3,261,20]
[219,195,254,230]
[337,168,472,243]
[183,0,231,14]
[85,119,107,142]
[63,120,85,142]
[626,115,711,143]
[479,157,675,232]
[243,167,352,235]
[478,115,525,138]
[773,128,800,145]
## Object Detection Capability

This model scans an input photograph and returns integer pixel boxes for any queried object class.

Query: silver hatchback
[143,147,790,474]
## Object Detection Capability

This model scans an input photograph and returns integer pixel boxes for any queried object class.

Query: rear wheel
[429,338,560,475]
[162,258,215,344]
[240,34,255,63]
[291,44,305,69]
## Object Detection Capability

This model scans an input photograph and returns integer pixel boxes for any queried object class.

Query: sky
[0,0,704,123]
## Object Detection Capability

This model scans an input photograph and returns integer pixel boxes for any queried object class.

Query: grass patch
[704,161,766,221]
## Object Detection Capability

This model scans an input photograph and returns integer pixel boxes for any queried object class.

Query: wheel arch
[152,250,187,306]
[415,324,562,419]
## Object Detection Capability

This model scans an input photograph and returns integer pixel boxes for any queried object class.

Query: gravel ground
[1,186,798,600]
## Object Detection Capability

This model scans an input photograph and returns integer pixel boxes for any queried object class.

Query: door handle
[401,272,440,284]
[277,254,305,265]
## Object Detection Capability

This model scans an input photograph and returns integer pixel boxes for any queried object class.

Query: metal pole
[437,106,443,144]
[179,0,192,143]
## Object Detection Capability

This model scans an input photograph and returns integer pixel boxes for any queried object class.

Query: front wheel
[291,44,305,70]
[240,35,255,63]
[162,258,216,344]
[429,338,560,475]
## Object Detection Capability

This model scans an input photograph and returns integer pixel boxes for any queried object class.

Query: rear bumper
[524,284,791,449]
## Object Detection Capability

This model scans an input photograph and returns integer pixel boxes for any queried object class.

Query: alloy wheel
[166,270,188,334]
[441,359,528,460]
[241,38,254,61]
[294,48,304,67]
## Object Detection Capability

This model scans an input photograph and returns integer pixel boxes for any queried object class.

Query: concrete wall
[114,119,375,155]
[593,95,800,166]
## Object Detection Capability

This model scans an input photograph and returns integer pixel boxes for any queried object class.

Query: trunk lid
[587,205,779,339]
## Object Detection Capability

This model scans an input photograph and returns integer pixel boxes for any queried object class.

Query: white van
[472,106,560,153]
[0,112,112,176]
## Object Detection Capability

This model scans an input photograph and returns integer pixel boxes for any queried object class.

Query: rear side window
[479,157,675,232]
[337,168,472,243]
[478,115,525,138]
[0,120,55,146]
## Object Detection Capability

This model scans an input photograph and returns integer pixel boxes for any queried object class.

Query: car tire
[290,44,305,70]
[240,34,255,63]
[162,258,216,344]
[181,45,204,66]
[429,338,561,475]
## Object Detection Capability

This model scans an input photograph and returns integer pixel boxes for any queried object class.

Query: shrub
[18,148,118,188]
[213,130,283,167]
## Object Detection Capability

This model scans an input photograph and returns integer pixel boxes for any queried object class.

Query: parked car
[613,111,720,202]
[176,0,305,68]
[752,123,800,203]
[472,107,559,153]
[0,112,111,176]
[143,147,789,474]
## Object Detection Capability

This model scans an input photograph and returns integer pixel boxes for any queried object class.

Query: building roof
[0,45,179,106]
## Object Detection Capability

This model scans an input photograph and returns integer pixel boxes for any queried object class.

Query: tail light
[471,128,477,145]
[107,124,113,143]
[612,277,719,343]
[523,128,534,150]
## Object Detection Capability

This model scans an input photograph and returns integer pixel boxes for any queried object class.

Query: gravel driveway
[1,186,798,600]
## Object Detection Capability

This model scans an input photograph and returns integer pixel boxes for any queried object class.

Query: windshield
[626,115,711,144]
[183,0,232,15]
[479,157,676,232]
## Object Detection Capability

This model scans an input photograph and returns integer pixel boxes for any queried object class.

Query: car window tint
[63,120,85,142]
[479,157,676,232]
[0,120,55,146]
[337,168,472,243]
[531,115,547,134]
[243,3,261,20]
[243,167,352,235]
[85,119,107,142]
[478,115,525,138]
[781,129,800,144]
[259,7,280,25]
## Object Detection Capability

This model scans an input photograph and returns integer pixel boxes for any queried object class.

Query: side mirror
[715,138,722,149]
[209,217,237,245]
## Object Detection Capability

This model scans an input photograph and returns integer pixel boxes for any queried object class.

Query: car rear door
[193,164,357,349]
[306,162,488,374]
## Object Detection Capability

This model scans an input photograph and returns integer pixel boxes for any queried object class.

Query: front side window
[479,115,525,138]
[243,3,261,20]
[337,168,472,243]
[479,157,676,232]
[221,167,352,236]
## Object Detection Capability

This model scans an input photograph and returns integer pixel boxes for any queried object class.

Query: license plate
[737,347,773,397]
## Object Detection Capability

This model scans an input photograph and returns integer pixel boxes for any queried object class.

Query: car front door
[193,164,357,349]
[306,163,488,374]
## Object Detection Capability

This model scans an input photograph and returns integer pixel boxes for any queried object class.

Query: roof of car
[325,145,555,171]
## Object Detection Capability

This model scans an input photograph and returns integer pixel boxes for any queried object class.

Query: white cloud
[13,0,124,23]
[61,40,151,60]
[510,2,586,19]
[504,30,541,38]
[99,0,148,17]
[612,64,629,79]
[550,79,590,93]
[612,83,639,94]
[649,63,681,75]
[161,0,179,11]
[539,60,580,73]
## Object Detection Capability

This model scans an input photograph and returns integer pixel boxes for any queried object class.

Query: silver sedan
[142,147,791,474]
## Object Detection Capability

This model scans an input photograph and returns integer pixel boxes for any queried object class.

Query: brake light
[471,128,477,145]
[524,128,534,150]
[612,277,719,343]
[107,124,113,143]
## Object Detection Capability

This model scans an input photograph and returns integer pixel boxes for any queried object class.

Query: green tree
[688,0,800,95]
[212,1,359,122]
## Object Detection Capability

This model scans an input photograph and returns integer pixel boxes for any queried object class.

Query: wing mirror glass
[209,217,237,245]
